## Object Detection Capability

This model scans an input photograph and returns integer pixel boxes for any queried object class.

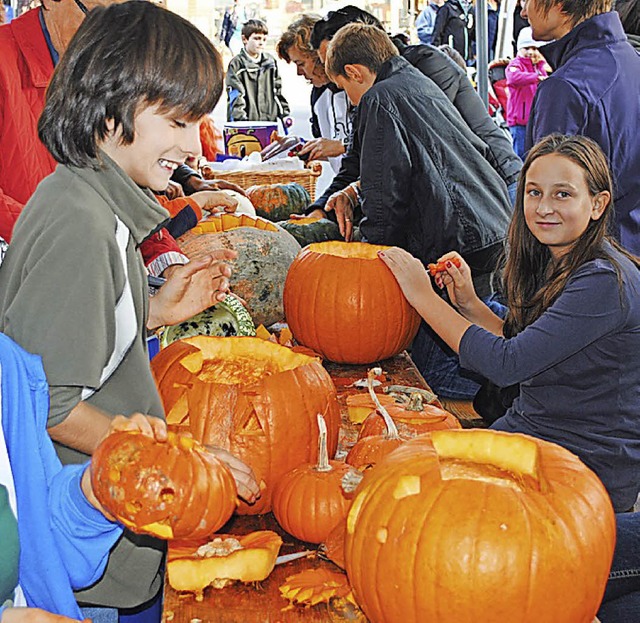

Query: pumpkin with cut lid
[151,336,340,514]
[345,429,616,623]
[283,241,420,364]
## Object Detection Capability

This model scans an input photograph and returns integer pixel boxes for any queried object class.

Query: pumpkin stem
[368,368,400,440]
[316,413,332,472]
[406,392,424,412]
[341,468,364,494]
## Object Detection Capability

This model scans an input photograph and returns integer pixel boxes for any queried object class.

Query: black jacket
[309,44,520,211]
[357,56,512,292]
[431,0,475,62]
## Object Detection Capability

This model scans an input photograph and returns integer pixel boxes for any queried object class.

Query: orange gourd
[358,392,461,440]
[283,242,421,364]
[345,429,616,623]
[91,430,237,540]
[151,336,341,515]
[272,414,357,544]
[346,368,406,470]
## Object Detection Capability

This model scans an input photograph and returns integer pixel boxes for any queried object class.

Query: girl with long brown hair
[380,133,640,513]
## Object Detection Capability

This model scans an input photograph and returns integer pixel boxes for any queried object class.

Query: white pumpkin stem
[316,413,332,472]
[407,392,424,412]
[368,367,400,439]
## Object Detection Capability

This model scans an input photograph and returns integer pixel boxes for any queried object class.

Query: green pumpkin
[246,182,311,222]
[160,295,255,347]
[277,217,343,247]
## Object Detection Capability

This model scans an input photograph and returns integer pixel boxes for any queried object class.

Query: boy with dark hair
[522,0,640,253]
[325,22,512,399]
[226,18,290,122]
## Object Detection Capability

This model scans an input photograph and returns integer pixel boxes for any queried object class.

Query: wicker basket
[201,162,322,201]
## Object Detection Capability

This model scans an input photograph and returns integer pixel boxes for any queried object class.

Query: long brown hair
[502,134,639,336]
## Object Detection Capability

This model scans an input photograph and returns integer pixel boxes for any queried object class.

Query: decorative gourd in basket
[283,242,421,364]
[151,335,341,514]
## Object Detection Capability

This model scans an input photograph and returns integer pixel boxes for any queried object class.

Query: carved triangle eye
[237,411,265,435]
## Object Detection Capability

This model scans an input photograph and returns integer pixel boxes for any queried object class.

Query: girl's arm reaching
[378,248,504,355]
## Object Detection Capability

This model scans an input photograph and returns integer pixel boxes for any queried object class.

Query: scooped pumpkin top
[179,336,319,384]
[306,241,390,259]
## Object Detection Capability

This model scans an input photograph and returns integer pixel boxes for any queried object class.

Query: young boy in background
[226,19,291,123]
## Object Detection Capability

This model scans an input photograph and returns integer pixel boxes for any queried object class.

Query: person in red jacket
[0,0,241,274]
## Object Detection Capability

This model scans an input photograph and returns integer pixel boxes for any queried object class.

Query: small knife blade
[274,550,315,565]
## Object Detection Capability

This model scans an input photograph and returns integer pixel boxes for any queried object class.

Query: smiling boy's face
[100,105,201,191]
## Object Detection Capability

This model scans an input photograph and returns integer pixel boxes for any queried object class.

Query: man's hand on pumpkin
[205,446,261,504]
[325,187,356,242]
[147,250,237,329]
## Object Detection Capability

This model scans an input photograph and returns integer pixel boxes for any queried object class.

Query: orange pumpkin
[178,214,300,327]
[346,368,406,470]
[272,414,357,544]
[283,242,421,364]
[358,392,461,440]
[91,430,237,540]
[345,429,616,623]
[151,336,341,514]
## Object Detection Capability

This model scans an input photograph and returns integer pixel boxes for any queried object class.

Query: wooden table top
[162,352,463,623]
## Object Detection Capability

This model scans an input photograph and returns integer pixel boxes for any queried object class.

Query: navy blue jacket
[526,13,640,254]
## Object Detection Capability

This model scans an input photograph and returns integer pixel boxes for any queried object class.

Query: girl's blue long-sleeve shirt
[0,333,122,620]
[459,248,640,512]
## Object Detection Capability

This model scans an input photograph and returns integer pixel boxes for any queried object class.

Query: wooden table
[162,352,471,623]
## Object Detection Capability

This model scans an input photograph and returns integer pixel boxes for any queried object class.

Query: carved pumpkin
[91,430,237,540]
[345,429,616,623]
[178,214,301,327]
[283,242,421,364]
[272,414,357,544]
[167,530,282,600]
[246,182,311,221]
[151,336,341,514]
[358,392,461,440]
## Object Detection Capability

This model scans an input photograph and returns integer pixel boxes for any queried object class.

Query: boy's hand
[297,138,345,161]
[2,608,91,623]
[204,446,261,504]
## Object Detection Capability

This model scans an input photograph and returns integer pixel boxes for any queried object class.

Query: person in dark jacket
[326,23,512,399]
[615,0,639,49]
[523,0,640,255]
[306,6,521,216]
[431,0,475,64]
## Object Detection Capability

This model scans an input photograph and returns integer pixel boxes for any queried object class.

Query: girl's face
[101,105,201,191]
[287,46,327,88]
[523,153,609,259]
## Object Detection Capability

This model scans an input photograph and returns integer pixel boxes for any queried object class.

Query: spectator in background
[512,0,529,55]
[505,27,549,158]
[226,19,291,123]
[487,0,500,59]
[415,0,444,45]
[615,0,639,49]
[523,0,640,255]
[219,0,239,50]
[277,14,351,173]
[432,0,475,65]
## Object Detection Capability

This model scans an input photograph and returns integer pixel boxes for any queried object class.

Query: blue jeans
[598,512,640,622]
[509,125,527,160]
[410,294,507,400]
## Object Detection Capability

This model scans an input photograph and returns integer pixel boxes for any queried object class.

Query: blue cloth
[509,125,526,159]
[526,12,640,254]
[598,512,640,622]
[0,333,122,619]
[459,248,640,511]
[416,4,439,45]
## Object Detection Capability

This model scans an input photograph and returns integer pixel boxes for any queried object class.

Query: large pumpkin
[246,182,310,221]
[178,214,301,327]
[345,429,616,623]
[151,335,341,514]
[91,430,237,540]
[283,242,421,364]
